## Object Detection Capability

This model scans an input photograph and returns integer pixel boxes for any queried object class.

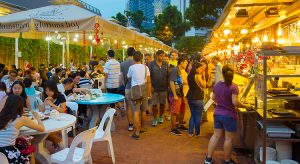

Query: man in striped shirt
[78,70,92,89]
[104,50,120,96]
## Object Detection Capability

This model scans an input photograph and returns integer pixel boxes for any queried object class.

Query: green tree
[185,0,227,28]
[154,6,190,45]
[175,36,206,55]
[130,10,145,29]
[112,12,128,26]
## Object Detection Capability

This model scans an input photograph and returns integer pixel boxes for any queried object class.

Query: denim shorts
[214,115,237,132]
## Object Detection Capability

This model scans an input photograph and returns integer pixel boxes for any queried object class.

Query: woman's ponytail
[222,65,234,86]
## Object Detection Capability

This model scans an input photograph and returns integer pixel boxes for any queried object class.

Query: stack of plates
[276,142,292,161]
[260,147,277,161]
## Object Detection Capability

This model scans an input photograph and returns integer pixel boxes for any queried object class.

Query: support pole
[62,43,65,67]
[90,45,93,60]
[47,40,50,67]
[15,38,18,68]
[66,32,70,68]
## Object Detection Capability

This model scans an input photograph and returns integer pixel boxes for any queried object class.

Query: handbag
[130,65,148,101]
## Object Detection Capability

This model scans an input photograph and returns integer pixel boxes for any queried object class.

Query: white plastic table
[73,93,124,129]
[20,113,76,164]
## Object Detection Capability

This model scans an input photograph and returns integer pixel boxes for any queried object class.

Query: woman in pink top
[205,65,252,164]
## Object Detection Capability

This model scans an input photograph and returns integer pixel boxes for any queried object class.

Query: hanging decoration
[94,23,100,44]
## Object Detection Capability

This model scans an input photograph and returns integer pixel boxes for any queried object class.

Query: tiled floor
[45,107,253,164]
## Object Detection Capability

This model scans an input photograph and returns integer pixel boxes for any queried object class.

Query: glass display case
[254,47,300,163]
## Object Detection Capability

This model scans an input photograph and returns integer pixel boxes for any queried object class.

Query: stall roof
[0,4,172,51]
[202,0,300,54]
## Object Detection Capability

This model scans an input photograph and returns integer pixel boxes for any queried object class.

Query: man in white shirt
[104,50,120,107]
[212,56,223,85]
[127,51,151,139]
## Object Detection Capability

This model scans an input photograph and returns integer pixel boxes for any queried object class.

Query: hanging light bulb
[88,35,93,40]
[73,38,78,42]
[45,36,51,41]
[240,29,248,34]
[224,29,231,35]
[75,34,79,38]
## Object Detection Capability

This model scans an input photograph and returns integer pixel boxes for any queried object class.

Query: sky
[82,0,182,19]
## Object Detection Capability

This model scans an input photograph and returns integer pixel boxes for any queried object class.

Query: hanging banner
[0,5,96,33]
[33,17,95,32]
[0,20,30,33]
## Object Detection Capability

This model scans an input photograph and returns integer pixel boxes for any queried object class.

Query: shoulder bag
[130,65,148,101]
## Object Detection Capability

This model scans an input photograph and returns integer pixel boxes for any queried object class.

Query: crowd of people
[0,47,253,164]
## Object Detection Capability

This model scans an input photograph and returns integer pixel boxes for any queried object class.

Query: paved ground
[47,107,254,164]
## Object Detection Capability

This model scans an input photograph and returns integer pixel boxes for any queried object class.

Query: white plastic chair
[0,152,9,164]
[66,102,79,136]
[93,108,116,164]
[51,126,97,164]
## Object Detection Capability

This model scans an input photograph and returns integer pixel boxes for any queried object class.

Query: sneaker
[158,116,164,124]
[188,133,195,137]
[128,123,134,131]
[131,133,140,140]
[204,156,212,164]
[170,128,182,136]
[223,159,236,164]
[178,125,188,131]
[152,119,158,127]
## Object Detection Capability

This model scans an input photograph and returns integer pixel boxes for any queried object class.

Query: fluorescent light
[220,39,226,42]
[228,38,234,42]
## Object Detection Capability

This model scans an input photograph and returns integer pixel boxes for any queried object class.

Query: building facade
[154,0,171,16]
[127,0,155,29]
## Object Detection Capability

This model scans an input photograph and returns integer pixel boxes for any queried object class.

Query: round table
[20,114,76,163]
[73,93,124,129]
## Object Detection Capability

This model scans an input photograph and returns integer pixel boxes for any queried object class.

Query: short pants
[152,91,167,105]
[214,115,237,132]
[168,96,185,114]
